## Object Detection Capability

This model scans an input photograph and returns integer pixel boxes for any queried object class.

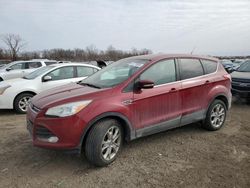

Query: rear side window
[201,60,217,74]
[140,59,176,85]
[77,66,96,77]
[179,58,204,80]
[26,62,42,69]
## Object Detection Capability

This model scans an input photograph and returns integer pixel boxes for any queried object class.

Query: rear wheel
[85,119,122,167]
[14,93,34,114]
[203,99,227,131]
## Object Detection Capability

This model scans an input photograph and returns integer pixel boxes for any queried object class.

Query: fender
[78,111,136,153]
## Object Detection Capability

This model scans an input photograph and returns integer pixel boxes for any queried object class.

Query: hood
[31,82,111,109]
[231,71,250,80]
[0,78,31,87]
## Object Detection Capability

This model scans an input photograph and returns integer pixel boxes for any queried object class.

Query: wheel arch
[13,91,37,108]
[79,112,135,153]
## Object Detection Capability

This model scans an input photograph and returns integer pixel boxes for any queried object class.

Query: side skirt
[135,109,206,139]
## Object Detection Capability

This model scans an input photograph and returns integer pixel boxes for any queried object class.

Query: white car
[0,63,100,113]
[0,59,58,81]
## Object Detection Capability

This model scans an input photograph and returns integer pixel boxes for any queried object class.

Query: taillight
[223,74,232,82]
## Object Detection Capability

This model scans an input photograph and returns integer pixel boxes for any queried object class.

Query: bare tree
[2,34,26,61]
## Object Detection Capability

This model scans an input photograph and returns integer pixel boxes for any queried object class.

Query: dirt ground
[0,98,249,188]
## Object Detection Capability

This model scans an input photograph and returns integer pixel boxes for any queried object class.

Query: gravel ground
[0,98,249,188]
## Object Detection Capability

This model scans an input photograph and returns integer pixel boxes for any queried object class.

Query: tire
[85,119,123,167]
[14,93,34,114]
[203,99,227,131]
[0,77,3,82]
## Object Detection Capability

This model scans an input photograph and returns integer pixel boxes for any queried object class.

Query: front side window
[77,66,96,77]
[10,63,24,70]
[179,58,204,80]
[140,59,176,85]
[46,66,74,80]
[201,59,217,74]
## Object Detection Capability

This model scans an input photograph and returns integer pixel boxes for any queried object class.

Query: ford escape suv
[27,54,232,166]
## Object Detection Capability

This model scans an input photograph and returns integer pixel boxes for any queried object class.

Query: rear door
[24,62,43,75]
[132,59,182,135]
[178,58,207,125]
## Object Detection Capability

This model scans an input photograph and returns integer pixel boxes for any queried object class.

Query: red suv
[27,54,232,166]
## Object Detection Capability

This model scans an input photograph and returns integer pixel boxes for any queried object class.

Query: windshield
[237,61,250,72]
[24,66,54,79]
[79,58,149,88]
[220,60,233,66]
[0,64,7,69]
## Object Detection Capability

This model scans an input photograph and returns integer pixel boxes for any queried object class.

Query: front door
[132,59,182,137]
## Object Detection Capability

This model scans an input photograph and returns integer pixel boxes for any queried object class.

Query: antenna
[190,46,196,54]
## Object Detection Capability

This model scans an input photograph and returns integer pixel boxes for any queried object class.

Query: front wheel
[203,99,227,131]
[85,119,122,167]
[14,93,34,113]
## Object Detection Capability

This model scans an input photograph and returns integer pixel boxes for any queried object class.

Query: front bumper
[231,88,250,99]
[26,104,88,152]
[0,93,15,109]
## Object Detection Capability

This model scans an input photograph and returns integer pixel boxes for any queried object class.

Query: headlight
[45,100,92,117]
[0,85,11,95]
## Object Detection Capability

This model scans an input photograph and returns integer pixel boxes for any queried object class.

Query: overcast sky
[0,0,250,55]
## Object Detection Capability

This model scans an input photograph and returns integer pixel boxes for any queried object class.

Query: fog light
[48,136,59,143]
[37,136,59,143]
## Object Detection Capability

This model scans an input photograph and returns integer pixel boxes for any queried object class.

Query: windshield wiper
[78,82,101,89]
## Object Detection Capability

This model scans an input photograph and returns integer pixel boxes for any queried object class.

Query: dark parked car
[220,59,234,73]
[231,60,250,101]
[27,54,232,166]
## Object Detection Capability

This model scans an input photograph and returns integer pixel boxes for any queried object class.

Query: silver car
[0,59,57,81]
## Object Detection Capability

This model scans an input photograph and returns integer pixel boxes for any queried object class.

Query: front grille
[232,85,250,91]
[232,78,250,83]
[35,126,55,139]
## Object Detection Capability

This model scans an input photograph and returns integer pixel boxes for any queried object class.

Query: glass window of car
[140,59,176,85]
[46,66,74,80]
[179,58,204,80]
[45,61,57,66]
[77,66,97,77]
[9,63,24,70]
[24,66,54,79]
[201,60,217,74]
[27,62,42,69]
[237,61,250,72]
[80,58,148,88]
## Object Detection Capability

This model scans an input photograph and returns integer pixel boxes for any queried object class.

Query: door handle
[204,80,210,84]
[169,88,177,92]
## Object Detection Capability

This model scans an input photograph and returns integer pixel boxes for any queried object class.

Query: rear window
[201,60,217,74]
[179,58,204,80]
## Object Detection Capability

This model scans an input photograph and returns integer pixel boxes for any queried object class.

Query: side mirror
[6,68,11,71]
[43,75,52,82]
[137,80,154,89]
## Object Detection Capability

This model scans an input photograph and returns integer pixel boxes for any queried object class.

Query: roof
[126,53,218,62]
[48,62,101,69]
